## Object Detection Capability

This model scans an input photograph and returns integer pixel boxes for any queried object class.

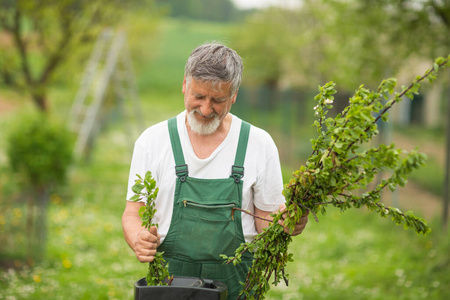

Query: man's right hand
[133,226,161,263]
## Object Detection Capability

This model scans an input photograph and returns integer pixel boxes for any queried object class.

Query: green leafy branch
[129,171,172,286]
[222,55,449,299]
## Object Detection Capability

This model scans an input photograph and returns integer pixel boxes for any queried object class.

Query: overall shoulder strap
[231,120,251,183]
[168,117,188,181]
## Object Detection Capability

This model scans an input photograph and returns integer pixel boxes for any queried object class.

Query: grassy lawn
[2,128,449,299]
[266,208,449,300]
[1,18,449,300]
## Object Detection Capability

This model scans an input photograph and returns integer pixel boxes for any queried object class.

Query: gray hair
[184,42,243,96]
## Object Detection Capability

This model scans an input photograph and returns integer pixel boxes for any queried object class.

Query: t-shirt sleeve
[252,132,285,212]
[126,142,149,202]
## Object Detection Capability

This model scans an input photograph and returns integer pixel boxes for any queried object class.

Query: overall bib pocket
[174,200,238,261]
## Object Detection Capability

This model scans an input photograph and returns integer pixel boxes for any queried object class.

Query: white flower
[324,98,334,104]
[313,105,318,110]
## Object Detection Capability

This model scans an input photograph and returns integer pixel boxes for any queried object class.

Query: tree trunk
[26,186,51,261]
[443,77,450,229]
[26,191,35,261]
[31,91,49,112]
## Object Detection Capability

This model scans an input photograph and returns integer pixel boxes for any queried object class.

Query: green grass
[0,129,140,299]
[1,17,449,300]
[2,137,449,299]
[265,209,449,300]
[2,125,449,299]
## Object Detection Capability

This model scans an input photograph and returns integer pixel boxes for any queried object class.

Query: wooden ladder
[69,28,143,158]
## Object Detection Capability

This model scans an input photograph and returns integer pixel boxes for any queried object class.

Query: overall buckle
[175,164,188,182]
[231,165,244,183]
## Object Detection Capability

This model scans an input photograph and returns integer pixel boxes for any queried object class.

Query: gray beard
[187,109,221,136]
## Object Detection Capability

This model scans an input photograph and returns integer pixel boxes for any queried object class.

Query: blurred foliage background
[0,0,449,299]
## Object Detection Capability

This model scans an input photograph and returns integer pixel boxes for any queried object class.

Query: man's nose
[199,100,214,117]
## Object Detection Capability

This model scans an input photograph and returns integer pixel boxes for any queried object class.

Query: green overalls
[158,117,253,299]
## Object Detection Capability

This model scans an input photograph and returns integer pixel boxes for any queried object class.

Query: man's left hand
[278,204,309,236]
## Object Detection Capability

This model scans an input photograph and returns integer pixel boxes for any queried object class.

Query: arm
[122,201,160,263]
[254,206,273,233]
[254,204,308,236]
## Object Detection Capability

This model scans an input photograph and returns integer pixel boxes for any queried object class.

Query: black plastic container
[134,276,228,300]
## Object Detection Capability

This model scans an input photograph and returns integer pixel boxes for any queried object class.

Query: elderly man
[122,42,308,299]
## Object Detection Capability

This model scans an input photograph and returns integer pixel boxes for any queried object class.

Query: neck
[186,113,232,159]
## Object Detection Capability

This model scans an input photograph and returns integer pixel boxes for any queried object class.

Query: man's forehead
[192,79,233,95]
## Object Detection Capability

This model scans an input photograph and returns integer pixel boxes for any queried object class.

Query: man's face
[183,77,237,135]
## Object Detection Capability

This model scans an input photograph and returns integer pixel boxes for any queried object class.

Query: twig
[233,207,273,223]
[298,202,319,222]
[281,268,289,286]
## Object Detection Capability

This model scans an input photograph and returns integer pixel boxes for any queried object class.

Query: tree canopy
[0,0,159,112]
[232,0,450,91]
[155,0,240,22]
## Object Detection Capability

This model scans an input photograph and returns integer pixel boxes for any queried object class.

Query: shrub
[7,112,73,189]
[6,112,74,260]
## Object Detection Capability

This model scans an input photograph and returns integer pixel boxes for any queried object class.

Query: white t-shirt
[126,111,285,242]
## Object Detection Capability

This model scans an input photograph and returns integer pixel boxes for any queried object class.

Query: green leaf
[132,184,145,193]
[129,195,141,202]
[433,62,439,72]
[138,205,146,216]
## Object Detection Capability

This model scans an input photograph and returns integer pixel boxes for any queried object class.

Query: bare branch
[232,207,273,223]
[11,9,33,85]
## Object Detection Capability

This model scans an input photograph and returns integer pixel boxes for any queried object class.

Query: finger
[139,229,158,243]
[135,248,157,263]
[294,216,309,235]
[284,225,301,236]
[136,253,156,263]
[136,248,157,257]
[149,226,158,236]
[149,226,160,244]
[150,226,161,246]
[135,234,158,255]
[145,240,158,250]
[281,224,299,235]
[137,236,158,249]
[277,204,287,222]
[280,214,309,236]
[156,232,161,247]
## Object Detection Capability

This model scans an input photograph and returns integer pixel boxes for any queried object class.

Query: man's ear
[231,91,238,104]
[182,76,187,94]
